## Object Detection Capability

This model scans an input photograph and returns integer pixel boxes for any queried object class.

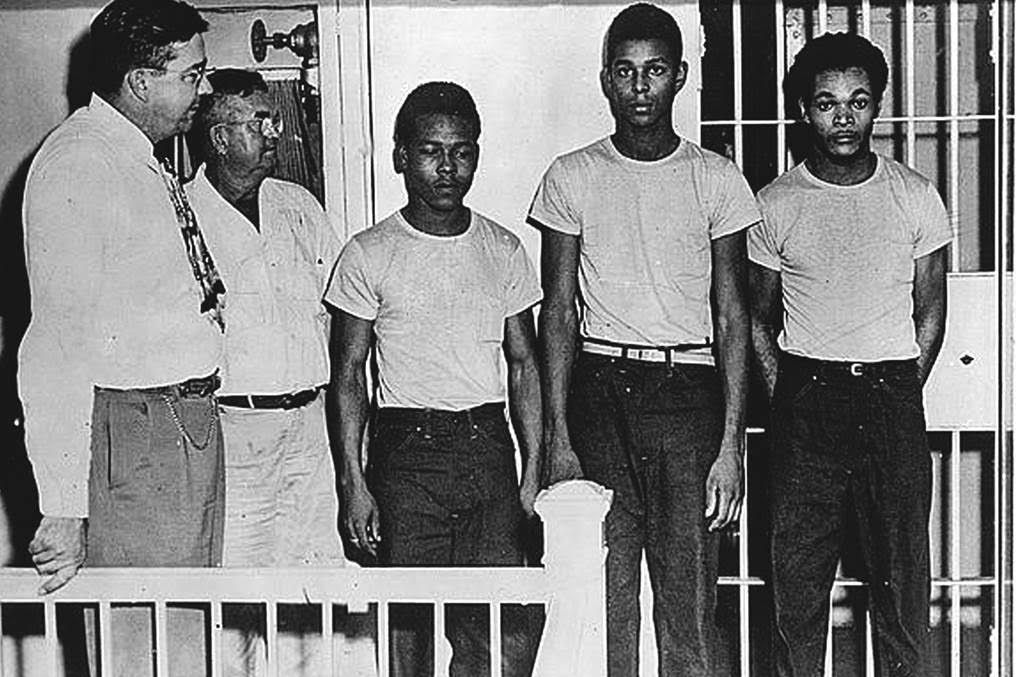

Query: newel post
[531,479,613,677]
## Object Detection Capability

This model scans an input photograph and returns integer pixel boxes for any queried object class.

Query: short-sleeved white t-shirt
[528,137,761,363]
[325,210,542,410]
[748,155,951,362]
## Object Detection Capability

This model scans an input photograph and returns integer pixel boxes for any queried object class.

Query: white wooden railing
[0,480,612,677]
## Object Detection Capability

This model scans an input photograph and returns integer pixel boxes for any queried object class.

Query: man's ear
[210,125,230,156]
[393,143,407,174]
[673,60,689,94]
[125,69,151,103]
[599,67,610,99]
[798,97,809,123]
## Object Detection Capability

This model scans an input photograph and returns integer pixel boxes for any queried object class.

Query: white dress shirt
[19,95,223,517]
[187,166,338,396]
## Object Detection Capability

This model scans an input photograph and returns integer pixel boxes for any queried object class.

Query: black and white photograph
[0,0,1011,675]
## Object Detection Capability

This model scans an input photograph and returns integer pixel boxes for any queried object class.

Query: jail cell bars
[700,1,1013,676]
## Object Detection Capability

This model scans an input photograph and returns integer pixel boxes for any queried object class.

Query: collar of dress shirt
[88,93,160,170]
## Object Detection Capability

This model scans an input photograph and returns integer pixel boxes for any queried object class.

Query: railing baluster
[379,602,390,677]
[491,602,502,677]
[154,601,168,677]
[44,598,58,677]
[824,593,834,677]
[321,602,334,676]
[99,601,113,676]
[865,607,875,676]
[266,601,278,677]
[434,603,449,677]
[210,601,222,677]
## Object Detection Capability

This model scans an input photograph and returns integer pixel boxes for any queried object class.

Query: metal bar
[0,601,4,676]
[776,0,788,175]
[435,603,450,677]
[823,594,833,676]
[991,4,1003,675]
[701,113,996,126]
[44,599,58,677]
[951,431,962,677]
[154,601,168,677]
[861,0,872,39]
[99,601,113,676]
[210,602,222,677]
[716,575,996,587]
[491,603,502,677]
[379,602,390,677]
[818,0,828,35]
[738,440,750,677]
[732,0,744,169]
[266,602,279,677]
[322,602,334,677]
[865,607,875,677]
[996,0,1015,671]
[949,0,961,270]
[906,0,916,163]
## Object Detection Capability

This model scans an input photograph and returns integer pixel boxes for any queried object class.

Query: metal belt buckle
[849,363,864,376]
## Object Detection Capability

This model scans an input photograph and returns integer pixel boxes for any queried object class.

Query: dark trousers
[769,354,932,677]
[368,403,537,677]
[568,352,724,677]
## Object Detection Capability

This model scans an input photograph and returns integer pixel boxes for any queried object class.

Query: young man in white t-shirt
[528,4,759,675]
[326,82,542,677]
[748,33,950,676]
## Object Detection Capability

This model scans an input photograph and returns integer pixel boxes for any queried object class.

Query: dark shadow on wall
[66,30,93,112]
[0,154,39,568]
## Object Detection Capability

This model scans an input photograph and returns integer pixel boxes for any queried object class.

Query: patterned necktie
[158,158,226,332]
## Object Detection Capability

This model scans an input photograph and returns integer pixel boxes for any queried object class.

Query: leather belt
[219,386,322,410]
[375,401,505,427]
[780,354,917,379]
[101,372,220,399]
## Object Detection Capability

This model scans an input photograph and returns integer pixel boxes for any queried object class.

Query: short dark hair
[90,0,208,97]
[604,3,683,67]
[192,69,269,157]
[785,32,889,105]
[393,81,480,146]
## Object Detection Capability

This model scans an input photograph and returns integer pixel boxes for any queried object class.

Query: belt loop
[621,346,629,360]
[665,348,673,369]
[247,394,255,408]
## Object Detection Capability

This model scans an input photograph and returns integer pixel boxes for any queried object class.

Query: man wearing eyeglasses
[20,0,223,673]
[186,68,344,673]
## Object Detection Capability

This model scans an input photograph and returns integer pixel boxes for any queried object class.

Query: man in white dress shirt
[188,67,344,676]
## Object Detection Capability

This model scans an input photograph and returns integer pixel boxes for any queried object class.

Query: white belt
[580,339,714,365]
[581,341,668,362]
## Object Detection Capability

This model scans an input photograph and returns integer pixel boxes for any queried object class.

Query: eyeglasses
[141,64,207,87]
[217,114,284,139]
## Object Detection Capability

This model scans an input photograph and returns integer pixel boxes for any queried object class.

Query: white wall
[0,7,98,198]
[363,1,701,261]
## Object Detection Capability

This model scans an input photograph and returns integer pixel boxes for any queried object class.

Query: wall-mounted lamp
[250,18,319,67]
